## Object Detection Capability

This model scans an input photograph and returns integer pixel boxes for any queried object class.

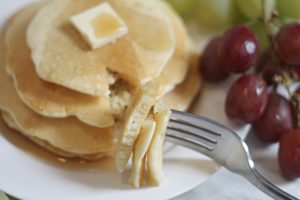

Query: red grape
[200,37,229,82]
[256,49,272,70]
[279,129,300,179]
[275,23,300,65]
[225,75,268,124]
[253,92,294,143]
[256,49,281,85]
[219,26,259,73]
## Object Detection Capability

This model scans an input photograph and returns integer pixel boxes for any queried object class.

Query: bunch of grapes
[199,11,300,179]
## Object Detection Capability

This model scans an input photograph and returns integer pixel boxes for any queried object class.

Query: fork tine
[170,110,229,135]
[166,110,225,153]
[167,110,241,160]
[169,118,221,137]
[168,124,218,144]
[166,126,214,150]
[166,110,233,160]
[166,134,214,152]
[168,110,225,139]
[167,122,218,151]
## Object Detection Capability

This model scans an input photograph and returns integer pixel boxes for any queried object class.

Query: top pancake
[27,0,176,97]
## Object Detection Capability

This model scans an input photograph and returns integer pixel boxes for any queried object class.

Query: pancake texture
[5,2,114,128]
[0,24,113,158]
[156,2,190,98]
[163,54,201,111]
[1,111,108,160]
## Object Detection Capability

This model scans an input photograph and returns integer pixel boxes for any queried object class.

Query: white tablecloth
[174,132,300,200]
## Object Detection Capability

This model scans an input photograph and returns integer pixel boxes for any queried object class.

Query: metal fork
[166,110,298,200]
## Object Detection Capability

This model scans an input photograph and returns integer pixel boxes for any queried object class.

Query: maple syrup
[91,12,122,39]
[0,117,115,171]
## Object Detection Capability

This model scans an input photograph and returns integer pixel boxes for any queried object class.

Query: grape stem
[262,1,292,97]
[262,0,300,128]
[291,95,300,128]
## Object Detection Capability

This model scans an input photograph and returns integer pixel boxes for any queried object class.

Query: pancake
[5,2,114,128]
[6,1,191,126]
[1,111,107,160]
[0,28,113,158]
[27,0,176,96]
[159,2,200,111]
[163,54,201,111]
[0,0,201,165]
[156,1,191,98]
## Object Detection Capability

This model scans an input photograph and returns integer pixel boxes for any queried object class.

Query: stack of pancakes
[0,0,200,160]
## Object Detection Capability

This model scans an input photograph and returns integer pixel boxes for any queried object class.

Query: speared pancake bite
[0,0,201,187]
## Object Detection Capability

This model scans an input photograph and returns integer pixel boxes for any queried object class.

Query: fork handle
[244,168,299,200]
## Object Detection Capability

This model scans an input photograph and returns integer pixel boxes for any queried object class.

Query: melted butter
[0,118,114,171]
[90,12,122,39]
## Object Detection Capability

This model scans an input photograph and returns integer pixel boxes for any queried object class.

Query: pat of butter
[70,2,128,49]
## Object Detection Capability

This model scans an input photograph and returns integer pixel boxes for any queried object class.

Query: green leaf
[7,195,18,200]
[0,191,9,200]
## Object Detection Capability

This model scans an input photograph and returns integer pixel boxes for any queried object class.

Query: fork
[166,110,299,200]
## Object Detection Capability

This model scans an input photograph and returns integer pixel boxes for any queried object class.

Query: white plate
[0,1,250,200]
[248,131,300,198]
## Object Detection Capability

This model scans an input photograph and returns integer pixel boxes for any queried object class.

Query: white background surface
[175,131,300,200]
